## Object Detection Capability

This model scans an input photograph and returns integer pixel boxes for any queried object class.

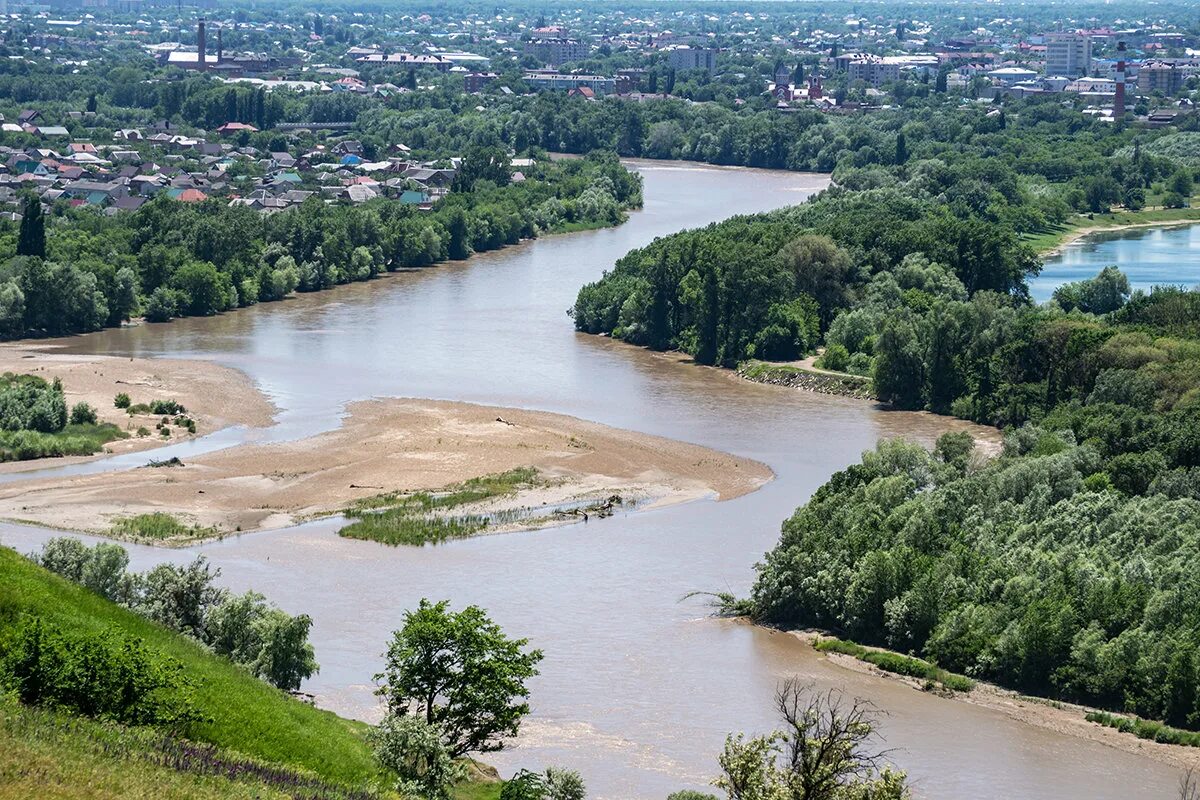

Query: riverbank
[792,629,1200,773]
[1027,207,1200,256]
[0,398,772,543]
[0,343,277,472]
[736,359,874,400]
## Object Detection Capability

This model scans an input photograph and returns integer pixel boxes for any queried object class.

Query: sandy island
[0,395,772,540]
[791,630,1200,773]
[0,343,277,474]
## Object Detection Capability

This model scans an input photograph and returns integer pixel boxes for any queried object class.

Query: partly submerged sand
[791,630,1200,773]
[0,343,277,473]
[0,397,773,541]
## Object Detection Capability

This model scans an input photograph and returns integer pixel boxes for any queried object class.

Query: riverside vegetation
[2,536,920,800]
[0,373,123,461]
[339,468,542,546]
[0,151,640,340]
[574,96,1200,743]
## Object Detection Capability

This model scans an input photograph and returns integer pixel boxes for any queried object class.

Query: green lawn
[1023,204,1200,254]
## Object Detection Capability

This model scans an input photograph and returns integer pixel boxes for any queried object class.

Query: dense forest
[0,152,640,339]
[564,96,1200,731]
[573,95,1190,372]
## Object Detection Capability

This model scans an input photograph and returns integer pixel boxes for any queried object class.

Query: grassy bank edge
[1025,205,1200,255]
[811,635,974,693]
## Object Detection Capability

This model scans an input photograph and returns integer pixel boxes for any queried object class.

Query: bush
[149,399,187,415]
[69,402,97,426]
[368,714,463,800]
[544,767,586,800]
[817,343,851,372]
[114,392,131,409]
[0,615,202,728]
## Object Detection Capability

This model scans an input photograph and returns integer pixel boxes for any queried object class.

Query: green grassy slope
[0,544,380,789]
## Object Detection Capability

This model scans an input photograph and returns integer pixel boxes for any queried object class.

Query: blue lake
[1031,223,1200,302]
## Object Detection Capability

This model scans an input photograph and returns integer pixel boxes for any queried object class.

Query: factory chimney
[1114,40,1126,117]
[197,18,207,72]
[217,25,223,62]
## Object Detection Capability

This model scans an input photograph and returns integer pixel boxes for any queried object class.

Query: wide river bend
[0,161,1183,799]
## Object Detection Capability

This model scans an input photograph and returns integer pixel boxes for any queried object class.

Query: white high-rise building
[1045,33,1092,78]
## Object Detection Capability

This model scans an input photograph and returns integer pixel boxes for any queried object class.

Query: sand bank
[0,343,276,472]
[0,398,772,541]
[792,630,1200,773]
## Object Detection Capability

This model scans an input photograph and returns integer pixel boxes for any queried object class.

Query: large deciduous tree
[377,599,543,758]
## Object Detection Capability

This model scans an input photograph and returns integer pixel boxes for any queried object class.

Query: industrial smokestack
[197,18,207,72]
[1114,40,1126,117]
[217,25,223,62]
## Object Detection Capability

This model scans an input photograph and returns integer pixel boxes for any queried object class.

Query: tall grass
[339,468,540,546]
[0,697,374,800]
[1086,711,1200,747]
[110,512,219,542]
[0,422,126,462]
[814,637,974,692]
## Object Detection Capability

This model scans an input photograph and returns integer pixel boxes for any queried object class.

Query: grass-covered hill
[0,543,384,797]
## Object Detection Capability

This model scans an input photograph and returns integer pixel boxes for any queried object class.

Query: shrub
[544,767,586,800]
[0,615,202,728]
[69,402,97,426]
[113,392,131,409]
[817,343,851,372]
[368,714,463,800]
[149,400,187,416]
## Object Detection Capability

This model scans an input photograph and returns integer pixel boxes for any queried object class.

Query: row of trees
[0,153,640,340]
[35,537,318,692]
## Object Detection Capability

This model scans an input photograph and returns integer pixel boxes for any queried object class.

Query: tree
[136,557,226,638]
[715,679,909,800]
[894,132,907,165]
[872,316,925,409]
[249,609,319,691]
[377,599,543,758]
[17,195,45,258]
[205,590,270,663]
[369,714,463,800]
[445,209,472,261]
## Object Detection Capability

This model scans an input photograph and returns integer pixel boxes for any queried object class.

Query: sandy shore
[0,343,276,472]
[792,630,1200,773]
[0,398,772,541]
[1040,217,1200,257]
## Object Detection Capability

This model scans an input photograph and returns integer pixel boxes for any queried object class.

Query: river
[0,161,1184,800]
[1032,222,1200,302]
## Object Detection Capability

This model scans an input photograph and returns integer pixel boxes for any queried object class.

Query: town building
[1138,60,1186,95]
[1045,33,1092,78]
[523,38,589,66]
[666,46,718,76]
[522,71,616,95]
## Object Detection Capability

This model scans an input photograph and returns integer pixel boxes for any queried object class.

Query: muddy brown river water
[0,161,1182,799]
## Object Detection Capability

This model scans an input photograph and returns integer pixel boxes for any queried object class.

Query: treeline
[0,152,640,339]
[572,96,1195,369]
[34,537,318,692]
